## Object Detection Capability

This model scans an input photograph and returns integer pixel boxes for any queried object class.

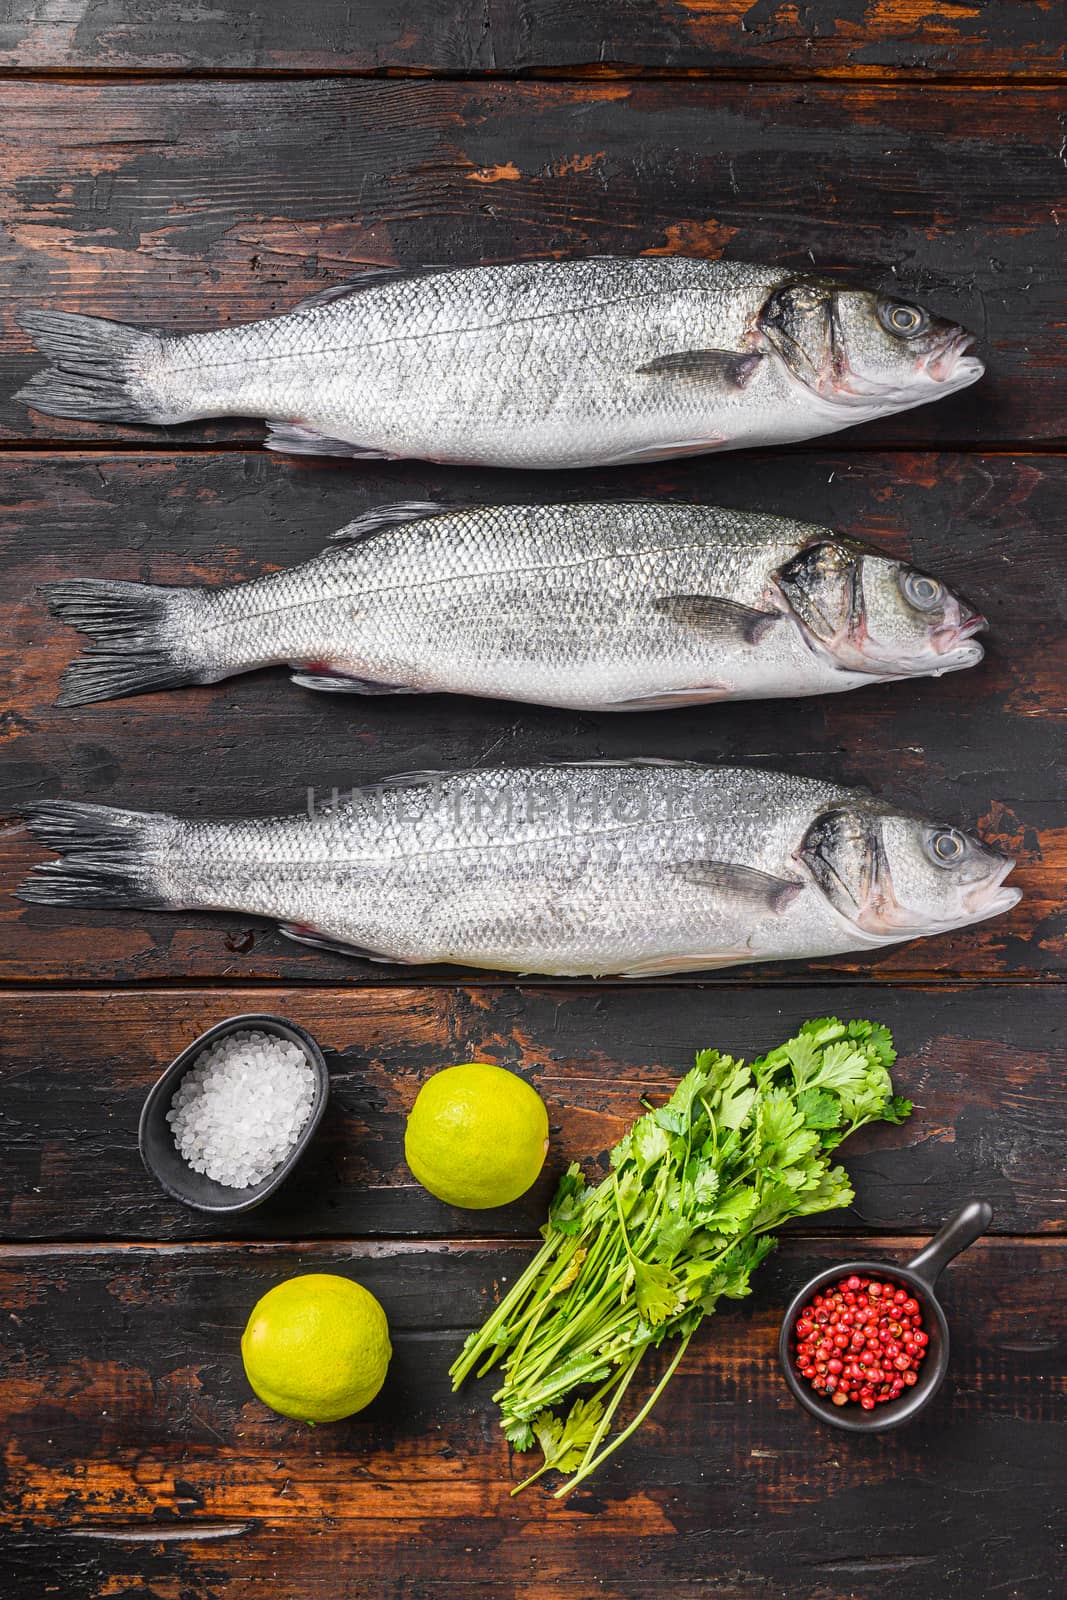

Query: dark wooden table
[1,6,1065,1597]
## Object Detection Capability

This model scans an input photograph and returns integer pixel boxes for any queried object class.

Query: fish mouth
[925,330,984,387]
[963,856,1020,919]
[856,603,987,678]
[951,610,987,642]
[932,605,987,659]
[925,637,985,676]
[967,883,1022,920]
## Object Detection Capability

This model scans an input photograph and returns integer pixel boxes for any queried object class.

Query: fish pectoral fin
[265,420,400,460]
[330,501,451,542]
[612,950,755,977]
[278,922,413,964]
[669,860,803,913]
[289,668,421,696]
[651,594,782,644]
[638,350,762,388]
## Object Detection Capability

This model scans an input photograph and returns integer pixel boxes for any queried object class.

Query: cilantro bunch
[449,1018,910,1496]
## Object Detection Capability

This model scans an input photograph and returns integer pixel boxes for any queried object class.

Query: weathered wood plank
[1,449,1060,982]
[0,1237,1062,1600]
[0,1,1064,78]
[2,983,1062,1241]
[0,80,1064,446]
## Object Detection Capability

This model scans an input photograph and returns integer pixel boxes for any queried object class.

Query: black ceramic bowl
[778,1200,992,1434]
[138,1013,329,1215]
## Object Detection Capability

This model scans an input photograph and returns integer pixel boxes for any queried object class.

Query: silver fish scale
[150,763,860,977]
[149,258,817,467]
[186,501,853,708]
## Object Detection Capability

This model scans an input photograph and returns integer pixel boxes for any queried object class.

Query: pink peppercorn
[793,1272,927,1411]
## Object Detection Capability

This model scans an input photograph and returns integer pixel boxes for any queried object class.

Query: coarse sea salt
[167,1029,317,1189]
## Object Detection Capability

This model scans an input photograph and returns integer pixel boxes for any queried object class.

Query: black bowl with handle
[138,1012,330,1215]
[778,1200,993,1433]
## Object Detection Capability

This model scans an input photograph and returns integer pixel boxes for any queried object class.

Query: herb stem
[554,1331,695,1498]
[570,1347,644,1481]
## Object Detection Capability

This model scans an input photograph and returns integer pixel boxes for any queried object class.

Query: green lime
[405,1062,549,1209]
[241,1273,391,1423]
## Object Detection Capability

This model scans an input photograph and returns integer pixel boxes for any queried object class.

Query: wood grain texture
[2,983,1062,1242]
[0,1,1064,78]
[0,1235,1062,1600]
[1,449,1060,983]
[1,80,1065,446]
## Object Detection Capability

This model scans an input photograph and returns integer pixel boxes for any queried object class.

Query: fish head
[775,538,986,678]
[757,277,983,414]
[799,802,1019,941]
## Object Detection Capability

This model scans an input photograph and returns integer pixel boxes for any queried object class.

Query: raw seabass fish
[16,258,982,468]
[43,501,985,711]
[19,763,1019,978]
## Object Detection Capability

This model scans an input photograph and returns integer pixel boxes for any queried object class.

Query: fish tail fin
[15,310,174,425]
[43,578,209,705]
[17,801,182,911]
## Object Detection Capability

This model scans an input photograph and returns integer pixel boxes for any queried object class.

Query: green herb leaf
[548,1164,588,1234]
[811,1039,871,1090]
[632,1260,682,1325]
[758,1089,821,1168]
[632,1117,671,1174]
[652,1104,688,1135]
[664,1062,710,1122]
[701,1187,759,1233]
[652,1211,696,1262]
[792,1165,855,1215]
[796,1087,842,1129]
[798,1016,847,1047]
[505,1417,535,1452]
[532,1396,606,1474]
[846,1018,897,1067]
[692,1165,720,1207]
[885,1094,913,1124]
[779,1030,821,1085]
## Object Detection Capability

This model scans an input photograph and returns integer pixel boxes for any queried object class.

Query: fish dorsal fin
[371,758,701,786]
[371,768,452,789]
[291,265,447,313]
[651,593,781,645]
[566,757,691,769]
[638,351,762,388]
[331,501,451,543]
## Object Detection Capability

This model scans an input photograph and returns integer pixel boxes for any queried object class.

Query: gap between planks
[0,1235,1059,1258]
[2,976,1066,993]
[0,69,1066,88]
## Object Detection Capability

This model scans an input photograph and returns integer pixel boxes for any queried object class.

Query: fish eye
[878,300,929,340]
[927,828,968,866]
[900,569,945,612]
